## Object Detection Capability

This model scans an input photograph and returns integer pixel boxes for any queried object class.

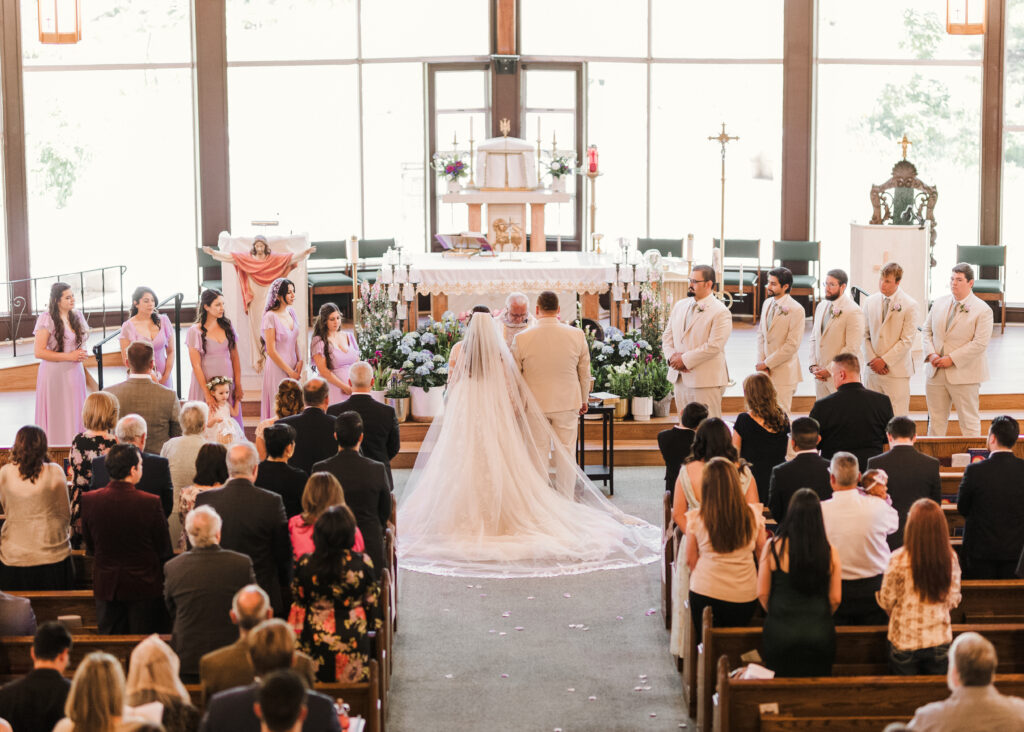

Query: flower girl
[204,375,246,444]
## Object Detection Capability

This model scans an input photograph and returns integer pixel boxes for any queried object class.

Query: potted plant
[385,377,411,423]
[649,357,674,417]
[606,363,634,420]
[544,154,575,192]
[369,358,391,404]
[431,153,468,193]
[630,358,657,421]
[403,348,449,422]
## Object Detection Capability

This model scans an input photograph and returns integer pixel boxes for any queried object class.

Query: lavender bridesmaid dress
[121,314,174,379]
[312,332,359,406]
[260,307,300,420]
[186,323,243,428]
[34,311,88,444]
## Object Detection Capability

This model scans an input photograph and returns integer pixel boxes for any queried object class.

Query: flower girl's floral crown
[206,375,233,391]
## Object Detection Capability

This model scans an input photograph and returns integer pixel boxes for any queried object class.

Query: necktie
[882,297,890,321]
[945,300,959,331]
[765,301,776,330]
[684,301,696,331]
[822,302,834,333]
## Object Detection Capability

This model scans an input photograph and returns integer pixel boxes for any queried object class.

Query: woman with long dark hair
[310,303,359,405]
[288,505,381,683]
[260,278,303,419]
[878,498,962,675]
[119,286,175,387]
[185,289,242,427]
[758,488,841,676]
[33,282,90,443]
[733,372,790,503]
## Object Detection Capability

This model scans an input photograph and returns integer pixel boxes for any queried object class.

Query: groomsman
[755,267,804,412]
[922,263,993,436]
[661,264,732,418]
[862,262,918,417]
[808,269,865,399]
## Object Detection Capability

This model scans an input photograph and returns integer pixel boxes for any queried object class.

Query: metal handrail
[92,292,185,398]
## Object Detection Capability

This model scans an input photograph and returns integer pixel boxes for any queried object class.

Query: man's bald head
[232,584,272,632]
[302,377,330,408]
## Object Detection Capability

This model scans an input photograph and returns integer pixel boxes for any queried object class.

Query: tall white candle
[686,234,694,262]
[470,117,473,139]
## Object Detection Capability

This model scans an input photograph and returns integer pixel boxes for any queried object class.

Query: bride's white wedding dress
[397,312,660,578]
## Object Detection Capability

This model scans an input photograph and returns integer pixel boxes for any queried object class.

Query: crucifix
[898,134,912,160]
[708,122,739,297]
[486,117,517,190]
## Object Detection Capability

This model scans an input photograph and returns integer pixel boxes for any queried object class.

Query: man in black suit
[313,412,391,576]
[255,423,307,518]
[0,589,36,636]
[196,442,292,617]
[958,415,1024,579]
[768,416,832,524]
[278,378,337,475]
[90,414,174,517]
[327,361,401,489]
[164,505,256,682]
[867,416,942,549]
[200,619,341,732]
[255,671,308,732]
[657,402,707,497]
[81,444,172,634]
[808,352,893,471]
[0,622,72,732]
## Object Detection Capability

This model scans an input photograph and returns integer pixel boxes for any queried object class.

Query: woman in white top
[52,652,147,732]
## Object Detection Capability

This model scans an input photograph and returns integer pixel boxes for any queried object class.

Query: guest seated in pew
[200,619,341,732]
[177,443,228,551]
[0,589,35,635]
[767,416,831,524]
[53,651,149,731]
[254,379,303,462]
[657,401,707,497]
[278,379,338,476]
[757,489,841,677]
[686,458,767,640]
[255,424,307,519]
[732,373,790,505]
[877,498,962,676]
[125,635,199,732]
[0,621,72,732]
[255,671,308,732]
[821,451,898,625]
[161,401,212,545]
[91,415,175,518]
[287,472,365,561]
[69,392,119,546]
[289,506,381,684]
[164,506,256,683]
[0,425,74,590]
[907,631,1024,730]
[199,585,316,707]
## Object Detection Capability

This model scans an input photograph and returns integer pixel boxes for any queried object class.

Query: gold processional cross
[708,123,739,297]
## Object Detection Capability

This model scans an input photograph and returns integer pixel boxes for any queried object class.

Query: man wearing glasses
[498,292,536,348]
[661,264,732,418]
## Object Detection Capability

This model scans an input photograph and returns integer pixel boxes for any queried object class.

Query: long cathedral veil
[397,312,660,578]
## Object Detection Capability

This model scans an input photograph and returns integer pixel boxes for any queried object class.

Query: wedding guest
[877,499,962,675]
[255,424,306,519]
[657,402,707,497]
[732,372,790,504]
[755,268,804,413]
[260,278,303,420]
[52,652,145,732]
[328,361,400,491]
[767,416,832,525]
[686,458,767,638]
[119,286,175,387]
[289,506,381,683]
[70,392,120,545]
[254,379,303,462]
[0,622,72,732]
[161,402,211,544]
[310,303,359,405]
[758,489,841,677]
[177,443,228,550]
[254,671,306,732]
[288,472,365,560]
[124,635,200,732]
[278,378,337,475]
[187,289,243,428]
[105,341,182,454]
[90,415,174,518]
[0,590,36,635]
[0,425,73,590]
[33,282,90,444]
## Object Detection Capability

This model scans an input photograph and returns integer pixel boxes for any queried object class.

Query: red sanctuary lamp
[587,145,599,173]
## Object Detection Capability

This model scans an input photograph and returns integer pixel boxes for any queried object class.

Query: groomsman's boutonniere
[695,303,706,314]
[891,303,903,312]
[831,307,842,317]
[957,302,970,314]
[777,305,789,316]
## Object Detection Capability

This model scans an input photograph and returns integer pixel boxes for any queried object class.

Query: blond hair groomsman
[808,269,866,399]
[755,267,804,412]
[661,264,732,418]
[862,262,919,417]
[922,263,993,436]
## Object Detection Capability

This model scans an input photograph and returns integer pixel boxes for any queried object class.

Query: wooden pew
[0,634,164,677]
[913,436,1024,463]
[9,590,96,628]
[952,580,1024,624]
[0,446,72,469]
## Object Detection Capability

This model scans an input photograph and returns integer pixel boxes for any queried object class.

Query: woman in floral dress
[68,392,119,545]
[288,505,380,683]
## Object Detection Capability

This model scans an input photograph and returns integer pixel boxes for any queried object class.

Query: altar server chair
[306,240,354,320]
[196,248,223,298]
[637,238,687,259]
[772,240,821,315]
[712,238,762,320]
[956,244,1007,333]
[354,238,396,286]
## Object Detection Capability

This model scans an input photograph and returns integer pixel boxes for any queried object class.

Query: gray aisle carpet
[387,467,690,732]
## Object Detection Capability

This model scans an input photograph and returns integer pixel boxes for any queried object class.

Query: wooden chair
[957,244,1007,333]
[713,238,762,319]
[772,240,821,315]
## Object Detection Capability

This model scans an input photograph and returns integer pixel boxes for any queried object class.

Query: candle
[537,118,541,141]
[686,234,694,261]
[587,145,599,173]
[470,117,473,139]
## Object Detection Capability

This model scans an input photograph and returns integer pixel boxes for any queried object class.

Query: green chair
[196,248,222,297]
[713,238,762,320]
[307,240,354,320]
[772,240,821,314]
[956,244,1006,333]
[637,238,687,259]
[355,238,396,286]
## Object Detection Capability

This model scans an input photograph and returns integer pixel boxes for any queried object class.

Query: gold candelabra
[708,122,738,297]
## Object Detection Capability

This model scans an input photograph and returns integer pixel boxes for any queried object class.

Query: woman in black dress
[732,372,790,504]
[757,488,841,677]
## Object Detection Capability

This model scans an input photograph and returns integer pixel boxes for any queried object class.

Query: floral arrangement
[355,283,396,361]
[418,312,464,361]
[588,326,654,391]
[384,373,410,399]
[544,154,576,179]
[638,282,666,360]
[431,153,468,181]
[401,343,449,390]
[605,363,635,400]
[366,349,392,387]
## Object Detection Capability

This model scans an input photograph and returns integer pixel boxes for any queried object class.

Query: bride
[397,311,660,578]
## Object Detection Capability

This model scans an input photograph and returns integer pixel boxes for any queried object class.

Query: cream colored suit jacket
[512,318,591,413]
[809,294,865,369]
[661,295,732,389]
[862,287,918,378]
[756,294,803,386]
[921,292,992,385]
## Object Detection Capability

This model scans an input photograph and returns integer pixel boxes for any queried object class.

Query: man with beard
[862,262,919,417]
[497,292,536,348]
[808,268,865,398]
[755,267,804,412]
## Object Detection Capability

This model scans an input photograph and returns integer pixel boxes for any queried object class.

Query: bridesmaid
[260,278,302,419]
[310,303,358,405]
[119,286,175,386]
[33,282,90,444]
[187,289,243,429]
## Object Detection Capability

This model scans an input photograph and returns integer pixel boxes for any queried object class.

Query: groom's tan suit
[661,294,732,418]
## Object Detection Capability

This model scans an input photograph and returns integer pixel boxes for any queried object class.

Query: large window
[1002,0,1024,302]
[21,0,197,301]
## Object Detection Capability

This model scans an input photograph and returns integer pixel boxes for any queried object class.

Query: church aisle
[388,467,689,731]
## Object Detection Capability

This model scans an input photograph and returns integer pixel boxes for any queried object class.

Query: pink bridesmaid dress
[311,332,359,406]
[186,323,243,429]
[261,307,301,420]
[121,314,174,380]
[34,311,89,444]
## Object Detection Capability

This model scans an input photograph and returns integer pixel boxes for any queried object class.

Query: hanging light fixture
[38,0,82,44]
[946,0,984,35]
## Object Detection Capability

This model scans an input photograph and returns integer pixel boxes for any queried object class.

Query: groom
[512,291,591,472]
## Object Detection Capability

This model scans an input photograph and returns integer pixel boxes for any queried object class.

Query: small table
[578,405,615,495]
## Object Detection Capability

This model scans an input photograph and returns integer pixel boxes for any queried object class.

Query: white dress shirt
[821,488,899,580]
